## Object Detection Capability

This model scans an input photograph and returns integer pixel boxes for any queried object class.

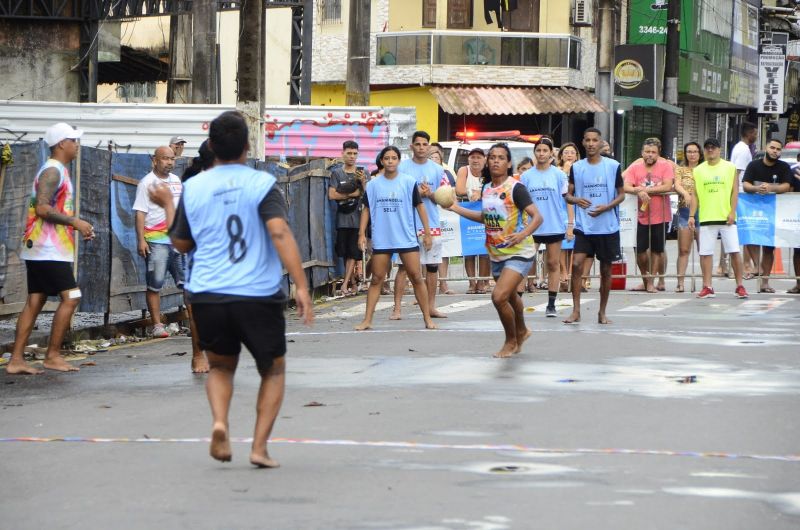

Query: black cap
[703,138,721,148]
[468,147,486,157]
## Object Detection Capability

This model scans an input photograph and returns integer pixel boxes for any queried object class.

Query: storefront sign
[685,59,731,103]
[758,44,786,114]
[628,0,668,45]
[613,45,664,99]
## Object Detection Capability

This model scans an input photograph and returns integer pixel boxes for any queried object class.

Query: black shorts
[191,301,286,373]
[372,246,419,255]
[336,228,361,260]
[25,260,78,297]
[534,234,565,245]
[573,230,622,264]
[636,222,666,253]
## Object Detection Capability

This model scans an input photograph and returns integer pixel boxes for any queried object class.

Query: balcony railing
[376,31,581,69]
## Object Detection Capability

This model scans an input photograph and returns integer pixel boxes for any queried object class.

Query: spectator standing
[133,146,184,338]
[455,147,490,294]
[689,138,748,299]
[673,142,702,293]
[730,122,758,278]
[169,136,187,157]
[623,138,674,293]
[564,128,625,325]
[8,123,95,375]
[328,141,365,297]
[742,138,792,293]
[557,143,579,292]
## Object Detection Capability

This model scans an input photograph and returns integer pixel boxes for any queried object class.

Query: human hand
[505,232,526,247]
[148,182,173,208]
[566,226,574,241]
[726,212,736,225]
[422,233,433,251]
[469,190,481,202]
[575,198,592,209]
[637,190,650,204]
[73,219,95,241]
[358,234,367,252]
[588,204,607,218]
[419,183,431,198]
[138,239,150,257]
[687,217,695,231]
[295,289,314,326]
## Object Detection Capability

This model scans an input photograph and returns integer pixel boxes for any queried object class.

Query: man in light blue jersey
[151,111,313,468]
[564,128,625,325]
[391,131,447,320]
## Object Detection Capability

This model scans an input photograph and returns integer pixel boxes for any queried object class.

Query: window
[447,0,472,29]
[423,0,437,28]
[321,0,341,25]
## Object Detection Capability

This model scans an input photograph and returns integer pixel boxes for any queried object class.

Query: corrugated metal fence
[0,141,336,317]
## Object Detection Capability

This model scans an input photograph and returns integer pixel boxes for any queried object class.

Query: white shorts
[418,235,443,265]
[699,224,740,256]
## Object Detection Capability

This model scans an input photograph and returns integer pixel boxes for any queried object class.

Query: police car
[438,130,542,173]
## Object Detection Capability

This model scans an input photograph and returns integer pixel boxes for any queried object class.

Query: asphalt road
[1,278,799,529]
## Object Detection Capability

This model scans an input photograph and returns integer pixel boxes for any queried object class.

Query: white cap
[44,122,84,147]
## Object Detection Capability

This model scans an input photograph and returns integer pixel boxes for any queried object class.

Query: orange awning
[430,86,607,115]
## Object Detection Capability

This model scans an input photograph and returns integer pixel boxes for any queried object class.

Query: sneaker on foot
[696,287,715,299]
[545,306,557,318]
[152,323,169,338]
[735,285,749,299]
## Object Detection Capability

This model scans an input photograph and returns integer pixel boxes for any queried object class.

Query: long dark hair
[481,143,513,184]
[682,142,704,167]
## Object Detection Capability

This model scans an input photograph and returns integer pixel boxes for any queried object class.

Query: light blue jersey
[366,173,419,250]
[398,158,443,232]
[182,164,283,297]
[521,165,568,236]
[571,157,621,235]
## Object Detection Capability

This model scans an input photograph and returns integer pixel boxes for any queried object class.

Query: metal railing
[375,31,581,69]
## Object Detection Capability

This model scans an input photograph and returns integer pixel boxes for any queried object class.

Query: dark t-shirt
[742,159,793,188]
[791,163,800,192]
[330,167,362,229]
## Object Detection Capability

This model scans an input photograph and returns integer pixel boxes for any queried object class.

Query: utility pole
[660,0,681,160]
[192,0,217,104]
[237,0,265,158]
[168,14,193,103]
[594,0,615,141]
[345,0,371,106]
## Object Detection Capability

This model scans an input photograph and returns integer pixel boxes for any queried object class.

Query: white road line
[318,301,395,319]
[528,298,596,313]
[436,299,493,314]
[619,298,689,312]
[727,298,791,315]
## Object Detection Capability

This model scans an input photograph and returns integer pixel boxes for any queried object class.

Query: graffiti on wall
[264,110,389,168]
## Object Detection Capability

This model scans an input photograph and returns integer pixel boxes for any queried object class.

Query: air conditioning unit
[573,0,593,26]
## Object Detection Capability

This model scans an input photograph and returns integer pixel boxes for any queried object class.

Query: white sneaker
[152,323,169,338]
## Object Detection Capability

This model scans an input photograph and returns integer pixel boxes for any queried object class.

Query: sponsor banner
[439,202,487,257]
[439,207,463,257]
[620,194,639,248]
[737,193,800,247]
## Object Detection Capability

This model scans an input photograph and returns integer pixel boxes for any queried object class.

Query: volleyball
[433,185,456,208]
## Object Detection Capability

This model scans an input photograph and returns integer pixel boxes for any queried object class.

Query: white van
[438,138,540,174]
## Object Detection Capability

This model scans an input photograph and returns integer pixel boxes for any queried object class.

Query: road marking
[528,298,596,313]
[727,298,791,315]
[317,301,394,319]
[2,437,798,462]
[436,299,493,314]
[619,298,689,312]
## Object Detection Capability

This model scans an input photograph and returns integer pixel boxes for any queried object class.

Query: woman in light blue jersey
[355,146,437,331]
[521,138,569,317]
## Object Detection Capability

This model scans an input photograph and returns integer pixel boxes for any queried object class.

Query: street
[1,276,799,529]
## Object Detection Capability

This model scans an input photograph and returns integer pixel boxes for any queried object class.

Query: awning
[614,96,683,116]
[430,86,608,116]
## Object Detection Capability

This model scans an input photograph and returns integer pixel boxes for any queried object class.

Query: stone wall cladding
[372,65,575,87]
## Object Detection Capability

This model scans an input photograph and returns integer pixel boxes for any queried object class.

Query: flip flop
[475,289,488,294]
[759,287,776,293]
[466,288,477,294]
[743,273,755,281]
[675,286,684,293]
[787,286,800,294]
[656,286,665,292]
[629,285,648,292]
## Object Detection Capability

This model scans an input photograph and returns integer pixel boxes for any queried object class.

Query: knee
[60,291,81,309]
[407,271,424,285]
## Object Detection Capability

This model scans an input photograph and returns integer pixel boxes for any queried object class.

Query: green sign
[629,0,668,45]
[679,57,731,103]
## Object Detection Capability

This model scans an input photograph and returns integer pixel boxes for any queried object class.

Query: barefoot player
[449,144,543,358]
[154,111,313,467]
[355,146,437,331]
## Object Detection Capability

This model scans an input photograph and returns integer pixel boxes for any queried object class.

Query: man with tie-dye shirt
[133,146,184,338]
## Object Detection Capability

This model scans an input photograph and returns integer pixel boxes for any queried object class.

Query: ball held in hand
[433,185,456,208]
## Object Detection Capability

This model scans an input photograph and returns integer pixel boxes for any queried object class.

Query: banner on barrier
[440,202,486,257]
[738,193,800,247]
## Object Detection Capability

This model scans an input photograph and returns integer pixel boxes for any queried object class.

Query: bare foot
[563,312,581,324]
[5,360,43,375]
[389,310,402,320]
[493,342,518,358]
[424,319,438,330]
[191,354,210,374]
[354,320,372,331]
[250,451,280,468]
[210,423,232,462]
[598,313,613,325]
[646,287,657,294]
[43,357,79,372]
[515,328,532,353]
[429,309,448,318]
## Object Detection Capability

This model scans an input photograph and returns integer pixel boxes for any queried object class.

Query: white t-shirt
[730,141,752,171]
[132,171,182,244]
